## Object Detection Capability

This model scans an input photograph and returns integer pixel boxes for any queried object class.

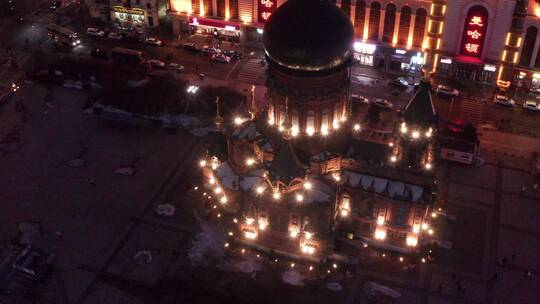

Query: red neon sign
[258,0,277,23]
[460,6,488,58]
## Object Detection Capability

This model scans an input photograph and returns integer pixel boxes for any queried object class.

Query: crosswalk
[236,58,265,83]
[459,98,485,126]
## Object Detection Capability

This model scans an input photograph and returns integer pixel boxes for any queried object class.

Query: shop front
[111,6,145,26]
[389,49,424,75]
[353,41,376,67]
[189,17,241,42]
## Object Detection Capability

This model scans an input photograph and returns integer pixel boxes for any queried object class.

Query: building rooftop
[263,0,354,73]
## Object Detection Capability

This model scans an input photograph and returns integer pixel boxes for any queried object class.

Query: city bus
[110,47,145,64]
[46,24,80,47]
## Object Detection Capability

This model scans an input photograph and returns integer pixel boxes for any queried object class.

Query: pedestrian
[88,178,95,185]
[521,185,526,194]
[451,273,456,281]
[438,283,444,292]
[534,184,538,191]
[524,270,532,278]
[492,272,498,281]
[502,257,508,267]
[511,253,516,261]
[460,286,467,295]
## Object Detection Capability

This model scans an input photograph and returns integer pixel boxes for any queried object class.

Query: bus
[46,24,80,47]
[438,122,479,165]
[110,47,145,64]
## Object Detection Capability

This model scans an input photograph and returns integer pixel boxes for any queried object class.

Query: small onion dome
[263,0,354,72]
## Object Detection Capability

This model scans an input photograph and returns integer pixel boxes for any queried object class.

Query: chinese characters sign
[258,0,277,23]
[460,6,489,58]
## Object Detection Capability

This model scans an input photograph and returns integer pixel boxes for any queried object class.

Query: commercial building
[169,0,540,89]
[85,0,169,28]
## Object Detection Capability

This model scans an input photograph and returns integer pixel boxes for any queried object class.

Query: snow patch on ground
[187,212,226,266]
[281,270,305,287]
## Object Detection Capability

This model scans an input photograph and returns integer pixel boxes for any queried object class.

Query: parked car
[89,48,108,60]
[350,94,369,104]
[108,32,123,40]
[180,42,199,51]
[147,59,165,68]
[435,85,459,97]
[494,94,515,107]
[388,77,408,89]
[144,37,163,46]
[223,50,243,60]
[86,27,105,37]
[211,53,231,63]
[167,62,185,72]
[522,100,540,112]
[373,98,393,109]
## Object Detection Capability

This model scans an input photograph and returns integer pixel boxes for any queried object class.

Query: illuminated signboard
[258,0,277,23]
[460,6,489,58]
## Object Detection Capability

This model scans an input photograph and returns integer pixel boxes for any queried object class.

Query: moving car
[167,62,185,72]
[144,37,163,46]
[373,98,393,109]
[389,77,408,89]
[350,94,369,104]
[223,50,243,60]
[494,95,515,107]
[89,48,108,60]
[436,85,459,97]
[108,32,122,40]
[522,100,540,112]
[201,45,220,54]
[147,59,165,68]
[180,42,199,51]
[211,53,231,63]
[86,27,105,37]
[12,245,55,281]
[50,0,62,10]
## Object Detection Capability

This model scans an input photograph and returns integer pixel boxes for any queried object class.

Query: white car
[167,62,185,72]
[201,45,219,54]
[494,95,515,107]
[108,32,122,40]
[211,53,231,63]
[351,94,369,104]
[87,28,105,37]
[373,98,393,109]
[436,85,459,97]
[145,37,163,46]
[147,59,165,68]
[523,100,540,112]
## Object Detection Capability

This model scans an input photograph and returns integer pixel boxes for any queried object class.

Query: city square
[1,0,539,303]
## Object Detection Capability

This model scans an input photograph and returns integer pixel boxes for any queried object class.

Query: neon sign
[258,0,277,23]
[460,6,488,58]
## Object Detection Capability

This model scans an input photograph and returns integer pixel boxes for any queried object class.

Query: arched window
[291,111,300,135]
[229,0,239,20]
[216,0,225,17]
[341,0,351,18]
[321,109,331,134]
[191,0,200,15]
[413,8,427,48]
[202,0,213,16]
[306,111,315,135]
[333,103,341,129]
[520,26,538,67]
[278,106,286,127]
[368,2,381,41]
[382,4,396,43]
[354,1,366,37]
[398,6,412,46]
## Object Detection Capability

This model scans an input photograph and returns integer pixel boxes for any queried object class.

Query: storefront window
[353,42,376,66]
